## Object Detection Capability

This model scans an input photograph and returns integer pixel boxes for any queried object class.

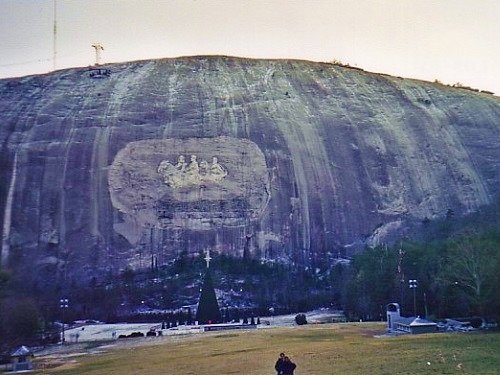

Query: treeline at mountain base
[0,207,498,349]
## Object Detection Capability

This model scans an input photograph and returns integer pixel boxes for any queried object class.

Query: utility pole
[53,0,57,71]
[398,245,405,310]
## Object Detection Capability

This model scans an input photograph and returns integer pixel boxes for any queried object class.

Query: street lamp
[269,307,275,326]
[59,298,69,344]
[409,280,418,317]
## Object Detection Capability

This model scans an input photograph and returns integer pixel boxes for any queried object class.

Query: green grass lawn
[35,323,500,375]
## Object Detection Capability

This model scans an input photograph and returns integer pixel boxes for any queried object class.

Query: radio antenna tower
[91,43,104,66]
[53,0,57,71]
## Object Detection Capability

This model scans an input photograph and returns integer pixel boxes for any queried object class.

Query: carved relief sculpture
[109,137,270,238]
[157,154,228,188]
[208,156,228,182]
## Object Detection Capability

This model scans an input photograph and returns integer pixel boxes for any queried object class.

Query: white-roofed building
[396,317,438,334]
[10,345,34,371]
[386,303,437,334]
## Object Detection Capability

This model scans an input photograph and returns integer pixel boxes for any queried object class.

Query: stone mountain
[0,56,498,287]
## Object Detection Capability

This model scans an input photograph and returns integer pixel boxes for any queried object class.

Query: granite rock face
[0,56,498,285]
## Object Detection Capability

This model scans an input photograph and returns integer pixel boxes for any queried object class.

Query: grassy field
[34,323,499,375]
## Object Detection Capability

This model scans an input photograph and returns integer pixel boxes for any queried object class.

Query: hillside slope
[0,56,498,286]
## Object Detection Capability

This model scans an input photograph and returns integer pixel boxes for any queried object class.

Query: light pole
[269,307,275,326]
[60,298,69,344]
[409,280,418,317]
[423,292,428,318]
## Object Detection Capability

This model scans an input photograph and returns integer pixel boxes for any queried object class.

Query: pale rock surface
[0,56,498,285]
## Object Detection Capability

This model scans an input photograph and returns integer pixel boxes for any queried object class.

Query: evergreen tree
[195,271,221,324]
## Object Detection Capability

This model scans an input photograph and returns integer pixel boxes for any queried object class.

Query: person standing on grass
[275,352,286,374]
[282,356,297,375]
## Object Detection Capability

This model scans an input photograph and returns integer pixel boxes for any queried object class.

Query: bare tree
[443,231,499,315]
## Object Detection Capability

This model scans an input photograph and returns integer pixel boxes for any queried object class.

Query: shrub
[129,331,144,338]
[468,317,483,329]
[295,313,307,325]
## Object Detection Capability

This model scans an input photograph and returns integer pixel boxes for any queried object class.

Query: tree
[0,270,11,340]
[195,270,221,324]
[0,270,9,297]
[0,297,41,343]
[440,231,500,316]
[345,246,399,320]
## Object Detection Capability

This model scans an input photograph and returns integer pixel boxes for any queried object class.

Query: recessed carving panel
[108,137,270,240]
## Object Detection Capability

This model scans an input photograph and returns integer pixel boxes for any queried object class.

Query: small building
[386,303,437,334]
[10,345,34,372]
[386,303,401,331]
[89,67,111,78]
[396,317,438,334]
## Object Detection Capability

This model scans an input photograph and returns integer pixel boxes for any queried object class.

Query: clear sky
[0,0,499,93]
